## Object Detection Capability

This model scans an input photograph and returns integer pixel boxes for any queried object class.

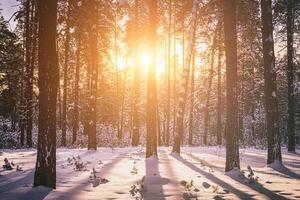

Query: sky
[0,0,19,29]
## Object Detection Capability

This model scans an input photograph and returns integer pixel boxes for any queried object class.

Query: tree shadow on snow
[51,154,126,199]
[170,153,255,200]
[269,162,300,180]
[143,156,169,200]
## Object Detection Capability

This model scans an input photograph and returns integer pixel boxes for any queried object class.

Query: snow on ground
[0,146,299,200]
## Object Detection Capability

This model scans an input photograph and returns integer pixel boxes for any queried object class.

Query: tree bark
[72,29,81,145]
[132,0,140,146]
[216,26,222,145]
[62,0,71,147]
[261,0,282,164]
[224,0,240,171]
[34,0,58,189]
[146,0,158,158]
[188,51,195,145]
[287,0,295,152]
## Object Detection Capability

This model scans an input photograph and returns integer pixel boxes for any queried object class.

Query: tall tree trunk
[261,0,282,164]
[216,26,222,145]
[224,0,240,172]
[87,2,98,150]
[132,0,140,146]
[34,0,58,188]
[166,0,172,146]
[72,29,81,145]
[239,58,245,140]
[62,0,71,147]
[287,0,295,152]
[188,51,195,145]
[172,0,198,154]
[146,0,158,158]
[203,30,218,146]
[25,0,33,147]
[119,68,127,139]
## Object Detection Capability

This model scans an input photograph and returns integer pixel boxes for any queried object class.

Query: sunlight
[139,51,151,67]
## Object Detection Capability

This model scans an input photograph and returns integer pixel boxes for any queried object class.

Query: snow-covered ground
[0,147,299,200]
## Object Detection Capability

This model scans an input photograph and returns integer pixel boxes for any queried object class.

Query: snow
[0,147,299,199]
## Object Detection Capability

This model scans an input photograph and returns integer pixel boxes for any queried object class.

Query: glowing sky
[0,0,19,29]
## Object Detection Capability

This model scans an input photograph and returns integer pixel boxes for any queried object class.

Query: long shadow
[144,156,168,200]
[170,153,255,200]
[18,186,52,200]
[51,153,127,199]
[270,163,300,180]
[227,174,289,200]
[184,153,224,172]
[0,169,34,193]
[0,149,98,197]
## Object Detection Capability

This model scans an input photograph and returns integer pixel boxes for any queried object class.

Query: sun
[139,52,151,67]
[138,51,165,78]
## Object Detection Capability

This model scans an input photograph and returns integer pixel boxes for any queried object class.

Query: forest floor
[0,146,299,200]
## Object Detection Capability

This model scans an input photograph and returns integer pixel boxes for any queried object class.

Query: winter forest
[0,0,300,199]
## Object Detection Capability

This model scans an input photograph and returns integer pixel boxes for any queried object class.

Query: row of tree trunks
[62,0,71,147]
[172,0,198,155]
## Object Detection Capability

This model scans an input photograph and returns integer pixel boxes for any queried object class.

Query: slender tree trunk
[119,69,127,139]
[172,4,178,143]
[224,0,240,171]
[172,0,198,154]
[72,29,81,145]
[34,0,58,188]
[146,0,158,158]
[203,30,218,145]
[261,0,282,164]
[287,0,295,152]
[87,3,98,150]
[239,58,245,140]
[25,0,33,147]
[216,27,222,145]
[166,0,172,146]
[132,0,140,146]
[188,51,195,145]
[62,0,71,147]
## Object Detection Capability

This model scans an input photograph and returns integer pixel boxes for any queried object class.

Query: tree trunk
[166,0,172,146]
[72,29,81,145]
[34,0,58,188]
[203,29,218,145]
[62,0,71,147]
[224,0,240,172]
[216,26,222,145]
[188,51,195,146]
[172,0,198,154]
[287,0,295,152]
[261,0,282,164]
[87,4,98,150]
[25,0,33,147]
[132,0,140,146]
[146,0,158,158]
